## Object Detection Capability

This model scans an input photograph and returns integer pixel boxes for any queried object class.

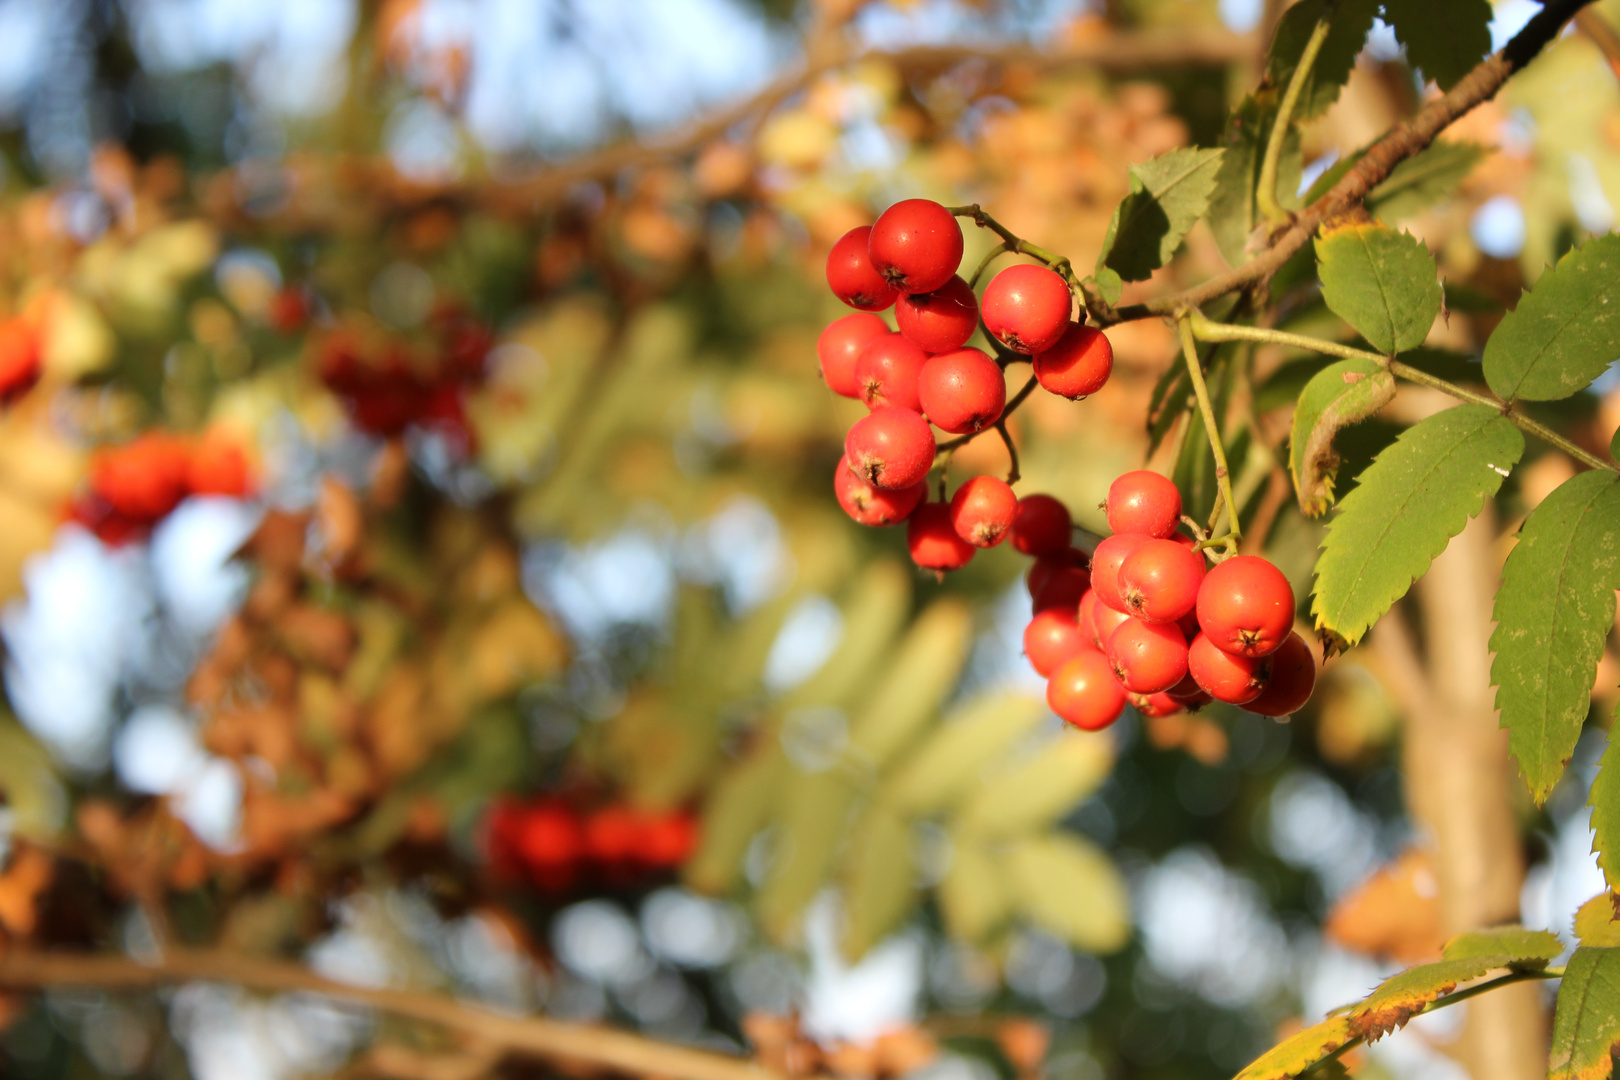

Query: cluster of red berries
[316,309,494,449]
[820,199,1114,573]
[0,316,43,406]
[484,797,699,895]
[67,428,257,545]
[1021,471,1316,731]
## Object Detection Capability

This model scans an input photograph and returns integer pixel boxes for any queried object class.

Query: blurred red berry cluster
[67,428,256,545]
[484,796,699,895]
[0,316,42,406]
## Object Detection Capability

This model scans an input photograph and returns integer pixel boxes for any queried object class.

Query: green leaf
[1442,926,1562,966]
[1288,358,1396,517]
[847,599,973,771]
[1484,234,1620,402]
[955,731,1114,838]
[686,742,787,894]
[1351,950,1545,1041]
[883,692,1048,815]
[1233,1016,1357,1080]
[1367,142,1486,222]
[940,837,1010,943]
[1208,98,1302,268]
[1098,147,1225,283]
[841,803,915,960]
[1004,834,1129,953]
[781,560,910,711]
[1316,223,1442,354]
[1491,470,1620,803]
[1313,404,1523,646]
[1594,736,1620,893]
[1266,0,1380,121]
[1146,355,1191,458]
[1550,946,1620,1080]
[756,769,861,939]
[1093,267,1123,306]
[1382,0,1493,92]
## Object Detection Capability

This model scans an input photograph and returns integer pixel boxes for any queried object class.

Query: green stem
[946,204,1085,295]
[1176,315,1241,547]
[1257,11,1333,226]
[1187,314,1619,474]
[967,241,1011,289]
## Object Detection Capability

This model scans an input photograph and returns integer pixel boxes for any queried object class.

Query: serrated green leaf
[883,692,1048,815]
[940,838,1010,943]
[841,803,915,960]
[1382,0,1492,92]
[1351,947,1547,1041]
[1368,142,1486,222]
[1098,147,1225,283]
[955,731,1113,838]
[1313,405,1522,646]
[1491,470,1620,804]
[1550,946,1620,1080]
[848,599,973,771]
[1004,834,1129,953]
[686,742,787,895]
[1289,358,1396,517]
[1596,735,1620,895]
[1442,926,1562,965]
[1484,234,1620,402]
[1576,894,1620,947]
[1234,1017,1356,1080]
[1316,224,1442,354]
[1266,0,1380,121]
[1209,98,1302,268]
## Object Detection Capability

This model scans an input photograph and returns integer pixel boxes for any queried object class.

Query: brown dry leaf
[314,476,363,569]
[874,1027,938,1077]
[1325,848,1446,964]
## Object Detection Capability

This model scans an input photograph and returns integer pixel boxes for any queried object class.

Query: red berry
[1246,632,1316,717]
[1033,566,1091,614]
[1196,555,1295,658]
[855,332,930,411]
[188,430,255,498]
[836,462,925,526]
[845,406,936,490]
[91,433,193,522]
[1119,538,1205,624]
[1130,692,1183,718]
[1078,588,1100,643]
[584,805,641,865]
[1091,601,1130,648]
[1090,533,1152,613]
[1106,471,1182,538]
[1047,651,1127,731]
[636,812,698,868]
[518,802,583,875]
[982,265,1072,354]
[1028,547,1089,600]
[1034,323,1113,400]
[917,348,1006,434]
[818,313,889,399]
[1009,494,1071,556]
[1187,632,1266,705]
[868,199,963,295]
[0,318,42,405]
[827,226,899,311]
[895,275,979,353]
[949,475,1017,548]
[1106,617,1190,694]
[1023,607,1093,677]
[907,501,976,573]
[1166,672,1212,707]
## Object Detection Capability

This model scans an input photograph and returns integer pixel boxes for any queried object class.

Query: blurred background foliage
[0,1,1617,1079]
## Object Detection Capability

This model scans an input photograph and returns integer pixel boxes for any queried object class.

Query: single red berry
[1090,597,1130,650]
[1119,538,1205,624]
[845,406,936,490]
[1023,607,1093,677]
[895,275,979,353]
[949,475,1017,548]
[1090,533,1152,613]
[1106,471,1182,538]
[917,348,1006,434]
[1028,547,1089,600]
[1047,651,1127,731]
[636,812,698,868]
[1196,555,1296,658]
[867,199,963,295]
[1246,632,1316,717]
[1130,691,1183,718]
[1033,566,1091,614]
[518,802,583,872]
[982,264,1072,354]
[188,430,255,498]
[1106,617,1189,694]
[827,226,899,311]
[1187,632,1266,705]
[1166,672,1212,707]
[818,313,890,398]
[1078,588,1099,643]
[0,318,42,405]
[1010,494,1071,556]
[907,501,976,573]
[584,805,641,866]
[1034,323,1112,400]
[855,332,930,411]
[836,462,925,526]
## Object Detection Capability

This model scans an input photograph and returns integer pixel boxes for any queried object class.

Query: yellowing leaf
[1004,834,1129,953]
[1348,927,1556,1040]
[782,560,911,712]
[686,742,787,895]
[1576,893,1620,947]
[955,731,1113,838]
[841,804,915,960]
[756,769,861,941]
[1233,1016,1356,1080]
[883,692,1048,816]
[940,838,1010,944]
[1550,946,1620,1080]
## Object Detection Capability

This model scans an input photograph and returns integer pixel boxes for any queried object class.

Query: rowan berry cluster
[1026,472,1316,730]
[67,428,256,545]
[820,199,1114,576]
[484,796,699,895]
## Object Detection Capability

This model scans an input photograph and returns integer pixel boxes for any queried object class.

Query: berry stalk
[1176,314,1241,551]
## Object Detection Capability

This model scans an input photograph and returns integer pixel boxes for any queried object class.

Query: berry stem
[995,420,1020,485]
[967,241,1011,288]
[945,204,1086,299]
[1176,314,1242,549]
[1187,312,1620,474]
[1256,9,1334,227]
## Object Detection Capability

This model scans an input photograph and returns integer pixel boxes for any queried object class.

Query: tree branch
[1100,0,1598,326]
[0,948,780,1080]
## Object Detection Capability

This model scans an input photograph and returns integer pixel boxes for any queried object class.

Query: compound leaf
[1316,224,1442,354]
[1484,234,1620,402]
[1289,358,1396,516]
[1491,470,1620,804]
[1383,0,1493,91]
[1313,405,1522,646]
[1234,1016,1357,1080]
[1550,946,1620,1080]
[1099,148,1225,283]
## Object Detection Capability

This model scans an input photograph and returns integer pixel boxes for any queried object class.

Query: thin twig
[996,420,1021,484]
[1577,7,1620,81]
[1177,316,1241,549]
[1257,9,1333,225]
